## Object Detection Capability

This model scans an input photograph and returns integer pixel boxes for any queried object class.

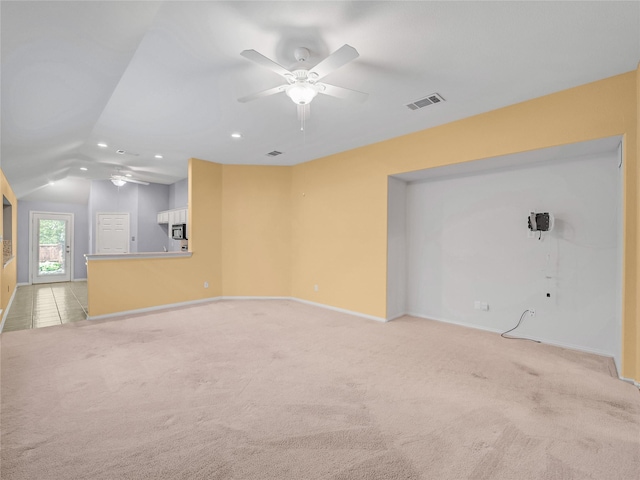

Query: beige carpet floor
[1,299,639,479]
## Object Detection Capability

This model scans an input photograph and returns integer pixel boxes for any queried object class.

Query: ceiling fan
[238,44,368,124]
[110,169,149,187]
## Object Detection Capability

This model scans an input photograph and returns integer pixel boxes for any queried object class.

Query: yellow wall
[290,153,388,316]
[221,165,291,297]
[634,62,640,380]
[290,71,638,377]
[86,71,639,380]
[1,170,18,314]
[87,159,223,316]
[87,161,295,314]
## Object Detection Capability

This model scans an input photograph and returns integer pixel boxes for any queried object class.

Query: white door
[96,213,130,254]
[31,212,73,284]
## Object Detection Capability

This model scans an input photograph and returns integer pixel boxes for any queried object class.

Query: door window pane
[38,219,66,276]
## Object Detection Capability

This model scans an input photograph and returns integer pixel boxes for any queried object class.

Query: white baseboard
[405,311,505,335]
[386,312,408,321]
[293,298,388,323]
[620,377,640,388]
[87,295,388,324]
[403,311,629,380]
[219,296,291,301]
[0,287,19,333]
[406,310,616,357]
[87,296,222,321]
[220,296,388,322]
[16,280,86,287]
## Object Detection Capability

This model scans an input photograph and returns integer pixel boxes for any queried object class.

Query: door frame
[29,211,74,284]
[96,212,130,254]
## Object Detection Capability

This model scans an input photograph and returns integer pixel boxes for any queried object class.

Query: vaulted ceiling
[2,1,639,203]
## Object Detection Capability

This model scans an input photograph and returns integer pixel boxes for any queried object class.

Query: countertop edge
[85,252,192,261]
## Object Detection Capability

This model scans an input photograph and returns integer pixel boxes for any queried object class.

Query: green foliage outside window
[39,219,65,245]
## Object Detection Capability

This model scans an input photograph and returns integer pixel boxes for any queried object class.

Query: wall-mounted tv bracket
[528,212,554,240]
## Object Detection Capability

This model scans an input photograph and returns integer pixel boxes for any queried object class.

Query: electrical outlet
[314,284,319,292]
[474,301,489,311]
[204,281,209,288]
[529,308,536,317]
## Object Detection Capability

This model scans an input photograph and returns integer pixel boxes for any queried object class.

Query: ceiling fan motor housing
[294,47,310,62]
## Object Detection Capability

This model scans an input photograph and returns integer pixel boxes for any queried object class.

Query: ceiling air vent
[115,149,139,156]
[266,150,283,157]
[406,93,445,111]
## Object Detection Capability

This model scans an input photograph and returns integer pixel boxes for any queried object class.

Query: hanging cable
[501,309,541,343]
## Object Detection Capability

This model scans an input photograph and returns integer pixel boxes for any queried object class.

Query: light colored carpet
[1,299,639,479]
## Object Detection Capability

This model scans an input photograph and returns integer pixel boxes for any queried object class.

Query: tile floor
[2,282,88,332]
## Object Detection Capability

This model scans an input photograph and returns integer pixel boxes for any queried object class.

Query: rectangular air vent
[406,93,445,111]
[266,150,282,157]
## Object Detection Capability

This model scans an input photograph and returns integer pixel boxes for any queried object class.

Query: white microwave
[172,223,187,240]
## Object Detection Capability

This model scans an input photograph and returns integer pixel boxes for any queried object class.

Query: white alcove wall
[387,136,623,372]
[387,176,407,320]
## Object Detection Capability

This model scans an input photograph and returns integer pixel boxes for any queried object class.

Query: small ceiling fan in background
[238,44,368,127]
[110,169,149,187]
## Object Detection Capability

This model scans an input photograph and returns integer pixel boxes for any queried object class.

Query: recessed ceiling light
[97,143,108,148]
[48,181,55,186]
[125,174,132,177]
[80,167,88,171]
[231,132,243,139]
[154,154,163,159]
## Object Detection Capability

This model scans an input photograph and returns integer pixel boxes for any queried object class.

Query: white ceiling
[2,1,639,204]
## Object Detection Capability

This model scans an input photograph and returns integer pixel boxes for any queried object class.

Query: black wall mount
[528,212,552,232]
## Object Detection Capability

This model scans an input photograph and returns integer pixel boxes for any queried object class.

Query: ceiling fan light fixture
[286,82,318,105]
[111,178,126,187]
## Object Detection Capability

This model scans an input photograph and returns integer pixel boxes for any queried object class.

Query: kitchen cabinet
[157,208,187,239]
[169,208,187,226]
[157,211,170,224]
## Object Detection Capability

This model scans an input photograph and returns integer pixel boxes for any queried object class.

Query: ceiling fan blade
[238,84,287,103]
[124,178,149,186]
[318,83,369,103]
[111,174,150,186]
[309,44,359,80]
[240,49,292,78]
